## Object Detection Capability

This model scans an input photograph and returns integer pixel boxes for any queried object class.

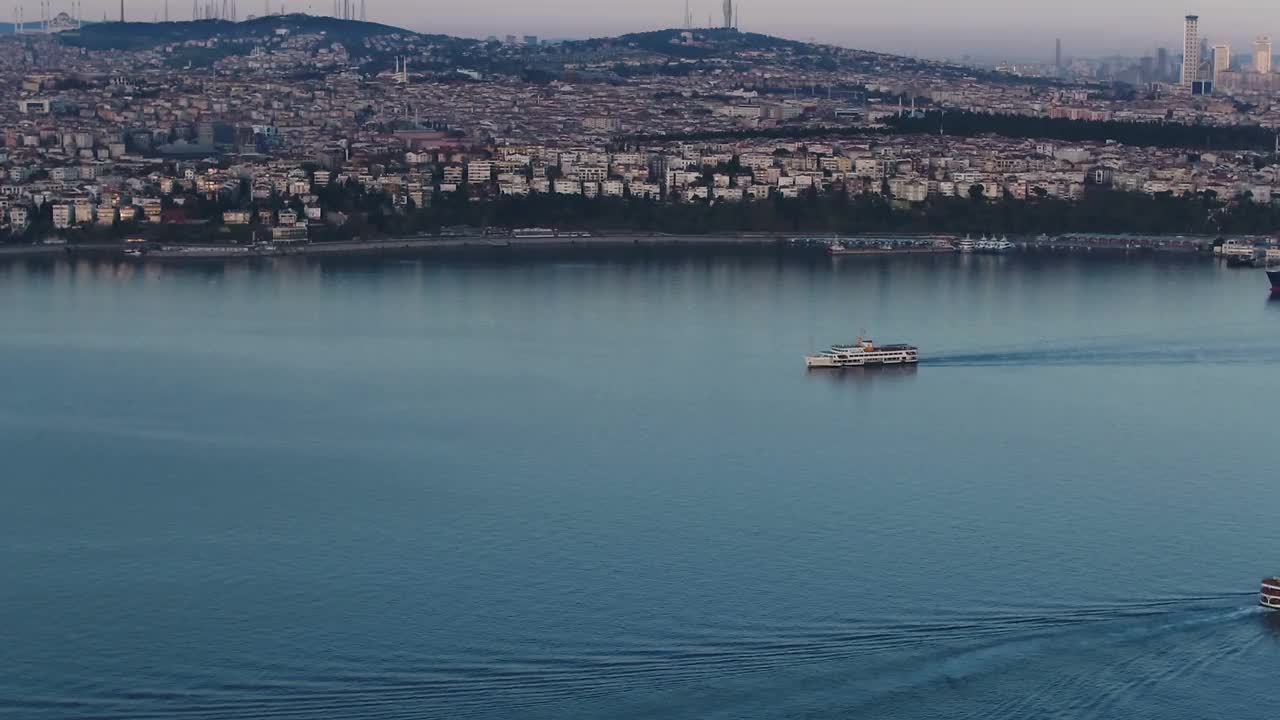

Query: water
[1,250,1278,719]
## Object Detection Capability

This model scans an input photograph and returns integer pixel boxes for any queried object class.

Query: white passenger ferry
[805,338,919,368]
[1219,239,1259,259]
[513,228,558,238]
[1262,576,1280,610]
[973,235,1015,253]
[512,228,593,239]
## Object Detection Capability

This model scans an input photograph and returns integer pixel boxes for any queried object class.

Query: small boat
[1267,269,1280,294]
[1262,577,1280,610]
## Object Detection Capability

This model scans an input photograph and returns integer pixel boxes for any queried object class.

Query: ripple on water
[9,597,1260,720]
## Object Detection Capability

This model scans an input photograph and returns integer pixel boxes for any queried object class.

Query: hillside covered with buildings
[0,15,1278,246]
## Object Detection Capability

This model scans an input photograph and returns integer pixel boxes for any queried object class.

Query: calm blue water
[1,250,1278,719]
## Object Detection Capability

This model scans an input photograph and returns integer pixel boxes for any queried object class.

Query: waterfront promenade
[0,231,1253,262]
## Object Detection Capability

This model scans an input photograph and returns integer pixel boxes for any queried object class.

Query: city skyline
[15,0,1280,60]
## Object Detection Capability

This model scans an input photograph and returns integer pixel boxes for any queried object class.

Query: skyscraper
[1255,36,1272,74]
[722,0,732,29]
[1055,38,1062,76]
[1181,15,1199,86]
[1156,47,1169,82]
[1212,43,1230,84]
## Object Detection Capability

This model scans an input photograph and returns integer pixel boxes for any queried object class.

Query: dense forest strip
[13,185,1276,247]
[329,188,1280,238]
[620,112,1277,152]
[885,112,1277,152]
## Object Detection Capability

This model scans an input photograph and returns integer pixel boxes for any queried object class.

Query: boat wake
[838,599,1266,720]
[926,342,1280,367]
[5,596,1266,720]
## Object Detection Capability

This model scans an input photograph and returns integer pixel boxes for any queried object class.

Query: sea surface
[1,249,1278,719]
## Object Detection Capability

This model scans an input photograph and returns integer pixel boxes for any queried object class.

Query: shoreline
[0,231,1229,264]
[0,233,791,262]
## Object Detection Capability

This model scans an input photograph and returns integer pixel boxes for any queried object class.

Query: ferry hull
[807,359,919,369]
[1261,578,1280,609]
[1268,270,1280,294]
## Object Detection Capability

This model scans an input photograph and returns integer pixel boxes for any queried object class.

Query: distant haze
[70,0,1280,59]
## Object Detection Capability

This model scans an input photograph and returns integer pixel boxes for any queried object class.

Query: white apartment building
[52,204,72,229]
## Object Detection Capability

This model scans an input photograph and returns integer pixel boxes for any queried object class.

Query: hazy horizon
[51,0,1280,60]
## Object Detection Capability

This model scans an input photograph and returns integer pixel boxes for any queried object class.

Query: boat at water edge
[1261,577,1280,610]
[1267,269,1280,294]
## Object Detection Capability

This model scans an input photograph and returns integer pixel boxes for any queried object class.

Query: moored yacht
[805,337,919,368]
[958,236,975,253]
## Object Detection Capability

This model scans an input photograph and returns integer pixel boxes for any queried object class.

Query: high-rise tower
[722,0,732,29]
[1255,36,1272,74]
[1054,38,1062,76]
[1181,15,1199,86]
[1212,43,1230,83]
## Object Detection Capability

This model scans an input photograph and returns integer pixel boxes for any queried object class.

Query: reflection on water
[806,364,920,385]
[1,249,1278,720]
[1261,610,1280,636]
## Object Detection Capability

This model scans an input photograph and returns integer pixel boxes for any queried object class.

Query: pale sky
[61,0,1280,59]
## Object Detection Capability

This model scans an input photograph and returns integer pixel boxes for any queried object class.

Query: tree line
[885,111,1277,152]
[620,111,1277,153]
[343,185,1280,238]
[12,181,1280,246]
